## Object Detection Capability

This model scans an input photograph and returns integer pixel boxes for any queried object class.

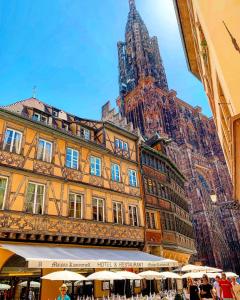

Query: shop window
[66,148,79,170]
[37,139,52,163]
[92,197,104,222]
[0,176,8,210]
[3,128,22,154]
[90,156,101,176]
[26,182,45,214]
[113,201,123,224]
[69,193,83,219]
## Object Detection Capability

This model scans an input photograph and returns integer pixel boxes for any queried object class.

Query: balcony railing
[162,230,195,252]
[0,210,144,247]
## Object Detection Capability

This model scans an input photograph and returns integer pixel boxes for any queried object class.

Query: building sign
[28,259,177,269]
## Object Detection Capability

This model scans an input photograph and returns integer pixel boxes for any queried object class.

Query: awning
[1,244,178,269]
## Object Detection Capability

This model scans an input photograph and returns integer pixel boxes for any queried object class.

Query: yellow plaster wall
[192,0,240,114]
[0,115,143,225]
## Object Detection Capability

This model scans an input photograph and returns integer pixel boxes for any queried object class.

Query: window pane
[45,142,52,163]
[12,131,21,154]
[118,203,123,224]
[0,177,7,209]
[98,202,104,221]
[92,198,98,220]
[75,195,82,218]
[3,129,13,152]
[26,183,36,213]
[37,140,44,160]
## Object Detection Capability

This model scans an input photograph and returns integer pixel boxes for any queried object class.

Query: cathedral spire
[129,0,136,10]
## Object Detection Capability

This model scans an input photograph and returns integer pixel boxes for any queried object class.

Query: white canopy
[159,272,181,279]
[42,270,86,281]
[138,271,162,280]
[225,272,239,278]
[0,284,11,290]
[19,281,40,288]
[86,271,124,281]
[0,244,178,269]
[180,264,222,273]
[115,271,142,280]
[181,264,205,272]
[182,272,221,279]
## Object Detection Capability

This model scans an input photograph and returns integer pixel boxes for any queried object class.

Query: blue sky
[0,0,211,119]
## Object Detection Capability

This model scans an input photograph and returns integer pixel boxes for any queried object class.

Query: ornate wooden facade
[0,100,144,248]
[140,139,195,263]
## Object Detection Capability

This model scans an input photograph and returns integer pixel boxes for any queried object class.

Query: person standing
[57,284,71,300]
[231,277,240,300]
[214,275,221,300]
[187,277,200,300]
[219,273,235,300]
[199,274,214,300]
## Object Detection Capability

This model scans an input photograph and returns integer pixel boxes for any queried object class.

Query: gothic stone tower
[103,0,240,271]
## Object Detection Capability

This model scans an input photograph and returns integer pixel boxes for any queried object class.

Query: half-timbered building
[0,97,147,299]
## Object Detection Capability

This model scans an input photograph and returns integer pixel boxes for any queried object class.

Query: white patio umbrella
[138,271,162,280]
[19,281,40,288]
[158,272,181,279]
[225,272,239,278]
[139,271,162,296]
[202,266,222,273]
[182,272,221,279]
[42,270,86,299]
[86,271,124,281]
[41,270,86,281]
[116,271,142,280]
[0,284,11,290]
[181,264,205,272]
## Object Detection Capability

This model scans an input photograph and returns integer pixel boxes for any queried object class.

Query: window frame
[90,156,101,177]
[0,176,8,210]
[113,201,123,224]
[3,128,22,154]
[80,127,90,140]
[111,163,121,182]
[66,147,79,170]
[114,138,129,153]
[92,197,105,222]
[26,182,45,215]
[128,169,138,187]
[68,192,83,219]
[129,205,139,226]
[37,138,53,163]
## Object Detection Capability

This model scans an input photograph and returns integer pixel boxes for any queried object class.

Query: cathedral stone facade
[102,0,240,272]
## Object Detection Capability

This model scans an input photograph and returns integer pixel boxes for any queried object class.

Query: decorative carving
[33,160,54,175]
[89,175,104,187]
[0,150,24,168]
[129,187,140,197]
[0,210,144,243]
[64,168,83,182]
[110,181,125,193]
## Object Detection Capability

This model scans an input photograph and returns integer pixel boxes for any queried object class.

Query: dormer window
[52,109,59,118]
[80,127,90,140]
[115,138,129,153]
[62,123,69,131]
[32,112,48,124]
